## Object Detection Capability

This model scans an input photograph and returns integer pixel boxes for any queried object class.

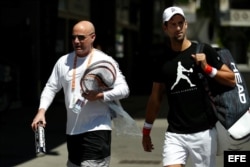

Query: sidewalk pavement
[1,95,250,167]
[16,119,167,167]
[10,119,232,167]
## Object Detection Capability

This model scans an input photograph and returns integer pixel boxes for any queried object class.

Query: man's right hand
[142,135,154,152]
[31,109,46,131]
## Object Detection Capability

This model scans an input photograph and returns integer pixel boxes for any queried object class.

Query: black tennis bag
[215,48,250,139]
[197,44,250,140]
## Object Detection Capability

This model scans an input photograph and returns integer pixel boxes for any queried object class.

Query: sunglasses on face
[71,33,94,41]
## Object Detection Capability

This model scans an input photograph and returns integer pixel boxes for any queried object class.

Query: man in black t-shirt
[142,6,236,167]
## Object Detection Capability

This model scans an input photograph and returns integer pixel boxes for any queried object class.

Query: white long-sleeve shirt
[39,49,130,135]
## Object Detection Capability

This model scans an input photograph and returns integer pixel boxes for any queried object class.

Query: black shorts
[67,130,111,166]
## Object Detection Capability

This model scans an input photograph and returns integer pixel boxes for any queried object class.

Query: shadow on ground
[0,100,67,167]
[0,95,168,167]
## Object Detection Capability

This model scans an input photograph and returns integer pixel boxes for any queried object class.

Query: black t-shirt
[152,42,223,133]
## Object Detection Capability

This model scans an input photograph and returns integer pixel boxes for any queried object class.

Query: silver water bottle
[35,122,46,155]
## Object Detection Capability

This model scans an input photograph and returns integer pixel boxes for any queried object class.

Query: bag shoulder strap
[196,42,204,54]
[196,43,217,115]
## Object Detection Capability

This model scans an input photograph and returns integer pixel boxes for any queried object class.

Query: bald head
[72,20,96,57]
[73,21,95,35]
